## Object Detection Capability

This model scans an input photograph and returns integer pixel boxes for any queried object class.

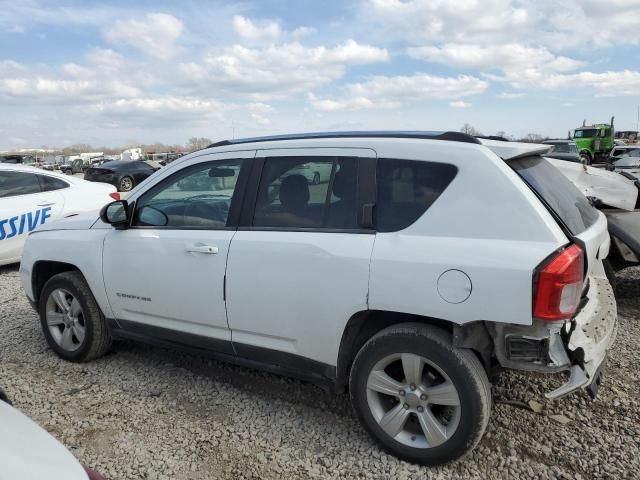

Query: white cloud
[182,40,389,99]
[496,92,525,99]
[291,26,316,40]
[0,73,140,103]
[449,100,471,108]
[363,0,640,48]
[309,73,488,111]
[233,15,281,41]
[103,13,183,60]
[92,96,225,118]
[531,70,640,95]
[349,74,488,101]
[308,94,380,112]
[409,43,582,74]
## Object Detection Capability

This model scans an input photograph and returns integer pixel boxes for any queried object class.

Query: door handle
[37,201,55,207]
[186,245,219,254]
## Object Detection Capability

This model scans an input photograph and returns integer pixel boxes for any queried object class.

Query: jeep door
[225,148,376,371]
[101,151,254,347]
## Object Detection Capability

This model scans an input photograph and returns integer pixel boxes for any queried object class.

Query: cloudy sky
[1,0,640,149]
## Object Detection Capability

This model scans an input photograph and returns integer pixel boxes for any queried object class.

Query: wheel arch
[32,260,81,305]
[335,310,493,392]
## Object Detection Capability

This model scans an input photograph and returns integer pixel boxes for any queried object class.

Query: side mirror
[100,200,130,228]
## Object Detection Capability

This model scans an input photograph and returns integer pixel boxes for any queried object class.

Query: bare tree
[186,137,213,152]
[460,124,483,136]
[526,133,544,143]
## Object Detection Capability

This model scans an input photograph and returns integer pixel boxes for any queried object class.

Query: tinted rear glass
[511,156,599,234]
[376,159,457,232]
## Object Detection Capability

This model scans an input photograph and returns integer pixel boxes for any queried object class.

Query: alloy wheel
[45,288,86,352]
[366,353,461,448]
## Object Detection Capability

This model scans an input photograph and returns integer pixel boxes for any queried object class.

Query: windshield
[548,143,574,153]
[574,129,598,138]
[511,156,599,235]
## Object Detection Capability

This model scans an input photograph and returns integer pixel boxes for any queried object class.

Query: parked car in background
[41,162,55,171]
[542,140,580,162]
[0,164,117,266]
[0,388,107,479]
[21,131,617,466]
[0,154,35,165]
[609,151,640,178]
[60,159,87,175]
[609,145,640,161]
[84,159,159,192]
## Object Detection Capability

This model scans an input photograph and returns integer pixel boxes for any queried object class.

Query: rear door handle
[37,201,55,207]
[186,245,219,254]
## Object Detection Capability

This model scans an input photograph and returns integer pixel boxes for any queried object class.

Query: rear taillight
[533,244,584,321]
[109,192,120,201]
[83,466,108,480]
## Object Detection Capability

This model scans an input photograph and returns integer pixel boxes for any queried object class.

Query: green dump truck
[572,117,615,164]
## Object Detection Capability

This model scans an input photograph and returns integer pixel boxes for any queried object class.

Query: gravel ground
[1,264,639,479]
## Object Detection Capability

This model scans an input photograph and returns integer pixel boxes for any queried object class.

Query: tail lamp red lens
[109,192,121,201]
[534,244,584,321]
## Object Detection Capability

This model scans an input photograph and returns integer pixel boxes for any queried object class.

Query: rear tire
[119,176,134,192]
[39,271,112,362]
[349,323,491,466]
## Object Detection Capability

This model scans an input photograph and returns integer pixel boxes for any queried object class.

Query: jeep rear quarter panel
[368,139,568,326]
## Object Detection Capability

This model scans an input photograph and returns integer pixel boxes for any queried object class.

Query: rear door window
[511,156,599,234]
[253,156,359,229]
[38,175,69,192]
[375,159,457,232]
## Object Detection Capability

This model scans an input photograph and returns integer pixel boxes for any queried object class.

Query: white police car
[0,164,118,266]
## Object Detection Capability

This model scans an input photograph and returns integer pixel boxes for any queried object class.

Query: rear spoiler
[478,138,551,160]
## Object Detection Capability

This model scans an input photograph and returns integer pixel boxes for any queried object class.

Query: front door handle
[186,244,219,254]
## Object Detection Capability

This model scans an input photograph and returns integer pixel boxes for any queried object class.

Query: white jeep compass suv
[19,132,617,465]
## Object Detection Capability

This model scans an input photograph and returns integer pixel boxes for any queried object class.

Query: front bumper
[492,275,617,399]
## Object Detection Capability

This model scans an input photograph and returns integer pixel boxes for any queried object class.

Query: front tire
[580,153,592,165]
[349,324,491,466]
[39,271,112,362]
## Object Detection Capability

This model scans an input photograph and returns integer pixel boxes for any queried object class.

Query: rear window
[375,159,457,232]
[511,156,599,234]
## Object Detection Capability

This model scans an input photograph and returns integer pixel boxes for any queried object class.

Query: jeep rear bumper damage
[489,276,617,400]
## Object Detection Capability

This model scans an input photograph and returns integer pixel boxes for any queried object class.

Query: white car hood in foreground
[36,211,100,232]
[546,158,638,211]
[0,400,88,480]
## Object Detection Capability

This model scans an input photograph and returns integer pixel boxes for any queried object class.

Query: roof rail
[206,130,480,148]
